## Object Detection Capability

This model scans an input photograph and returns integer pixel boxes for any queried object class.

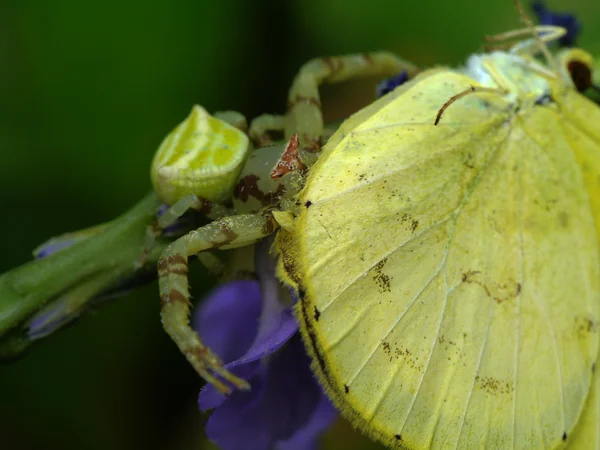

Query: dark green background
[1,1,599,449]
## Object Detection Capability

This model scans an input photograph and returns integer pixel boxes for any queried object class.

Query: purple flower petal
[197,276,297,409]
[228,306,297,368]
[229,235,298,366]
[204,335,329,450]
[376,71,409,97]
[33,224,109,259]
[198,359,262,411]
[532,1,581,47]
[276,394,338,450]
[197,239,337,449]
[195,280,262,364]
[34,239,79,259]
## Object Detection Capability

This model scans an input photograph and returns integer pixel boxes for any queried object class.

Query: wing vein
[345,253,447,387]
[399,266,452,440]
[531,288,565,437]
[512,121,525,450]
[319,215,451,313]
[455,305,495,448]
[312,122,504,207]
[346,123,512,424]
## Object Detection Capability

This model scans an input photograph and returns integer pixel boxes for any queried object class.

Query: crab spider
[151,52,419,394]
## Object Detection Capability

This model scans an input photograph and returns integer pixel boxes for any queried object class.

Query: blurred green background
[1,1,599,449]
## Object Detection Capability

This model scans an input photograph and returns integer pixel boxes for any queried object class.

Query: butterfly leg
[158,213,278,393]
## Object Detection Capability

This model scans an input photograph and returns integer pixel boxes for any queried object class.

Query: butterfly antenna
[434,86,505,125]
[512,0,559,75]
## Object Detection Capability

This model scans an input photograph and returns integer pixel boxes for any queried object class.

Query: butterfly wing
[275,70,600,449]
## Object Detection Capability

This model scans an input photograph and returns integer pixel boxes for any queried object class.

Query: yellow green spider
[150,52,419,394]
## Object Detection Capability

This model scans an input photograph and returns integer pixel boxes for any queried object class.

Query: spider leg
[285,52,420,153]
[248,114,286,148]
[158,213,278,393]
[137,195,235,269]
[158,195,233,227]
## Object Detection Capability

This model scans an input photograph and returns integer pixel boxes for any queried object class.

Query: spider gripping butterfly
[151,53,420,393]
[152,5,600,450]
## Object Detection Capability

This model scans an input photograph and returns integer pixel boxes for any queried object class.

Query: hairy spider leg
[284,52,420,154]
[157,52,421,391]
[248,114,286,148]
[159,213,278,393]
[137,195,236,269]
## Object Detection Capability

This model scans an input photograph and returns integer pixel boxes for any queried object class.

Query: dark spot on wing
[305,200,312,208]
[382,341,391,357]
[299,295,328,376]
[575,315,599,338]
[400,213,418,233]
[297,287,306,300]
[461,270,481,283]
[344,384,350,394]
[558,211,569,228]
[476,375,513,395]
[382,341,422,370]
[313,306,321,322]
[461,270,521,304]
[463,152,475,169]
[373,258,392,293]
[394,434,403,441]
[562,432,567,442]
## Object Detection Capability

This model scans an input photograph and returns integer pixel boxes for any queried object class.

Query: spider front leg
[158,213,278,394]
[285,52,420,154]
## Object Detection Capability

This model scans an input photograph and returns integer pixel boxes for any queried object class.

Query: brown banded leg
[285,52,420,153]
[136,195,234,269]
[248,114,285,148]
[158,213,279,394]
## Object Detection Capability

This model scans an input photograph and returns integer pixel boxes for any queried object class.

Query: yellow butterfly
[274,2,600,448]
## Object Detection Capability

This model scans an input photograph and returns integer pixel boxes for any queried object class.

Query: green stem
[0,192,162,336]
